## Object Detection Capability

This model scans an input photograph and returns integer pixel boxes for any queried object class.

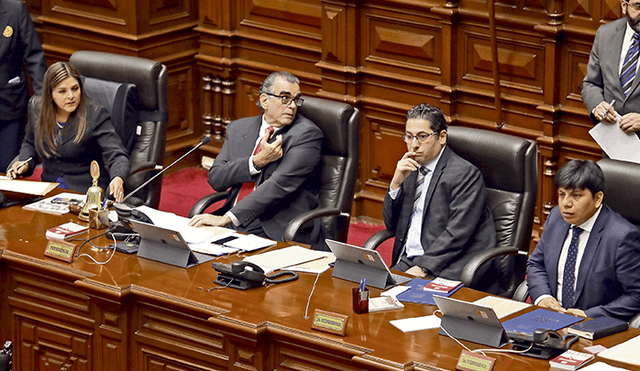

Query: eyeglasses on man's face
[401,131,439,143]
[627,0,640,11]
[264,93,304,107]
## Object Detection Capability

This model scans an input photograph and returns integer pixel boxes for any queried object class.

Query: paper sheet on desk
[243,245,328,274]
[286,253,335,274]
[134,205,217,244]
[390,315,441,333]
[589,122,640,164]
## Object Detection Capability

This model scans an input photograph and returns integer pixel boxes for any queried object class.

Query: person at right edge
[527,160,640,321]
[382,103,497,288]
[0,0,47,171]
[582,0,640,138]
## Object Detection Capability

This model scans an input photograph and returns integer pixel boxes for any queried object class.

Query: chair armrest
[630,313,640,329]
[460,247,526,289]
[283,208,346,242]
[512,280,529,302]
[188,191,231,218]
[129,161,162,176]
[362,229,395,250]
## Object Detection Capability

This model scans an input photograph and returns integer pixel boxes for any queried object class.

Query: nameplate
[456,350,495,371]
[44,239,77,263]
[311,309,348,336]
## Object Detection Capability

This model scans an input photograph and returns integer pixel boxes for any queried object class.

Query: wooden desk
[1,202,638,371]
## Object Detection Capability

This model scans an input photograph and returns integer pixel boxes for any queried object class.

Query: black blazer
[14,96,130,192]
[383,146,497,280]
[208,113,326,248]
[0,0,46,120]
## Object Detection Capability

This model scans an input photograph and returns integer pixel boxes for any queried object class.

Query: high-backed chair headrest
[70,51,167,119]
[297,96,355,157]
[597,159,640,227]
[447,126,532,193]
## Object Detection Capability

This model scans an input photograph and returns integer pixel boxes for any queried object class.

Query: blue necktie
[562,226,583,308]
[621,33,640,97]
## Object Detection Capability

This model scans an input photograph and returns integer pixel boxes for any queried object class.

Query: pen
[360,278,366,291]
[101,197,109,210]
[604,99,616,119]
[9,157,32,179]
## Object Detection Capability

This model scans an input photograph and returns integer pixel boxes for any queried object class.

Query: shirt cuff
[534,294,553,306]
[248,156,261,175]
[225,211,240,226]
[388,187,400,200]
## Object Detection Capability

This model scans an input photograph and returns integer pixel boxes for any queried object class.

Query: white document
[381,285,411,297]
[390,315,441,333]
[581,362,631,371]
[243,245,328,274]
[287,253,335,274]
[0,178,58,196]
[597,334,640,367]
[134,205,215,244]
[473,296,531,319]
[589,122,640,164]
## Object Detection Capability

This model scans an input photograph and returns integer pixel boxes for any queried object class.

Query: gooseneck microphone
[106,137,211,244]
[121,136,210,204]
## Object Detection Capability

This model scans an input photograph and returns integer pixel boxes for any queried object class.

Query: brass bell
[79,161,104,222]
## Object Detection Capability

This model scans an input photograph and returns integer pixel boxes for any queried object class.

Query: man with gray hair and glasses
[382,104,496,286]
[582,0,640,139]
[189,71,328,250]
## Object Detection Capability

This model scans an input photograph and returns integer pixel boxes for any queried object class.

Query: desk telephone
[509,328,580,359]
[212,261,298,290]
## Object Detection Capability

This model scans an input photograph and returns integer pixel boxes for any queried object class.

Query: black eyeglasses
[626,0,640,10]
[401,132,439,143]
[264,93,304,107]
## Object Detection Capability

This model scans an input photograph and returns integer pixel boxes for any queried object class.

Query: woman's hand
[7,160,30,179]
[109,176,125,203]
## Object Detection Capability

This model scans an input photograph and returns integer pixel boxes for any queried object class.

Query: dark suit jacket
[527,205,640,321]
[582,18,640,129]
[383,146,497,280]
[15,96,130,192]
[0,0,46,120]
[208,113,326,248]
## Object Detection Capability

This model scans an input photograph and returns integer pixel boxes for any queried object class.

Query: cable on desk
[434,309,535,356]
[76,232,117,265]
[303,271,322,319]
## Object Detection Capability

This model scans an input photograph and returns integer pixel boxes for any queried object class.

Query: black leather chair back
[447,126,538,296]
[70,51,168,208]
[597,159,640,228]
[297,97,360,242]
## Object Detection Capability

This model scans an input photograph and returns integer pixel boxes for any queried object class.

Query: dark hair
[256,71,300,112]
[406,103,448,133]
[554,159,604,197]
[38,62,88,157]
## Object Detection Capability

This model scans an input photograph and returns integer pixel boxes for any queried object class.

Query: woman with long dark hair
[7,61,129,202]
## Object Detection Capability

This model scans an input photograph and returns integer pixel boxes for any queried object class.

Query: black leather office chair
[364,126,538,297]
[514,158,640,328]
[70,51,169,208]
[189,96,360,243]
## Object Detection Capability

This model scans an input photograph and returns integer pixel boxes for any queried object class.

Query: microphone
[121,136,210,204]
[106,137,210,244]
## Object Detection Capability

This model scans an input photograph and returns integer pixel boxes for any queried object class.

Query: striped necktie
[413,166,429,211]
[621,33,640,97]
[562,226,583,309]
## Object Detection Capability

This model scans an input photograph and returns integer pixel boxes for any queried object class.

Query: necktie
[253,125,274,155]
[238,125,275,203]
[404,166,430,257]
[621,33,640,97]
[562,226,583,308]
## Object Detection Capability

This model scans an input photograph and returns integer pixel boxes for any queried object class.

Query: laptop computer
[325,239,412,289]
[433,295,509,348]
[129,220,215,268]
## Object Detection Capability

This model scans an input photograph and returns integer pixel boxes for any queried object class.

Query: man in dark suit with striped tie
[527,160,640,320]
[582,0,640,137]
[382,104,496,281]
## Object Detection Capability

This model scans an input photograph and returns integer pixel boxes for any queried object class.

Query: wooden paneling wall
[28,0,616,235]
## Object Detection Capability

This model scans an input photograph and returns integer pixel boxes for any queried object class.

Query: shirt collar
[423,145,446,173]
[574,204,602,234]
[625,22,638,44]
[260,115,282,136]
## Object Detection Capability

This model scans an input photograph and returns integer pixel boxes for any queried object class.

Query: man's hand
[188,214,232,228]
[108,177,125,203]
[565,308,587,317]
[405,265,428,278]
[389,152,420,190]
[537,297,566,312]
[619,112,640,133]
[253,132,283,169]
[593,101,618,123]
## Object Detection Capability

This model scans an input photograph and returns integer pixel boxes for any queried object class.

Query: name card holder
[44,239,77,263]
[311,309,348,336]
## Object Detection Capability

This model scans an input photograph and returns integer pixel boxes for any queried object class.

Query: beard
[628,11,640,34]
